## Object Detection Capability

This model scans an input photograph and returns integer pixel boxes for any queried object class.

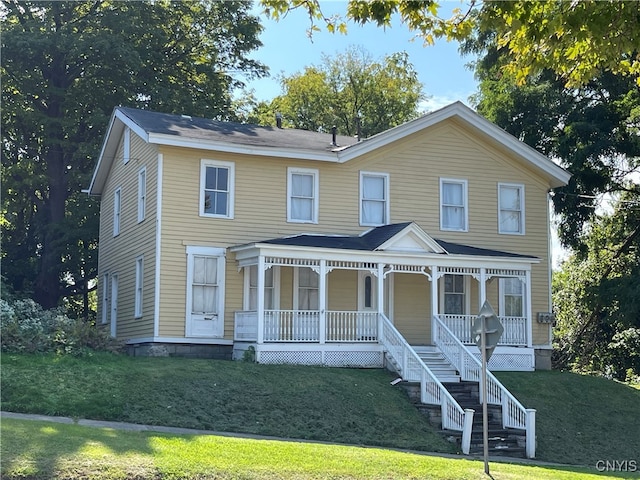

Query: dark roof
[260,223,537,259]
[118,107,359,152]
[262,222,412,251]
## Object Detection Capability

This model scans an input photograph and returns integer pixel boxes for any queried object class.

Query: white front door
[186,246,225,338]
[110,274,118,337]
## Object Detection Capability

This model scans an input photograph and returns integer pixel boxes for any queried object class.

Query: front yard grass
[2,417,635,480]
[1,353,639,474]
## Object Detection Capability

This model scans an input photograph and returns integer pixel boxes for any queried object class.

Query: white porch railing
[379,314,473,455]
[234,310,379,343]
[440,314,528,346]
[434,314,536,458]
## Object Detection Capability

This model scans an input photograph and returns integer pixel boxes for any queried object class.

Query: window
[360,172,389,226]
[123,127,130,164]
[498,183,525,234]
[500,278,524,317]
[249,265,276,310]
[440,179,467,231]
[101,273,109,325]
[113,187,121,236]
[135,256,144,318]
[296,267,319,310]
[200,160,234,218]
[137,167,146,223]
[287,167,318,223]
[443,274,465,314]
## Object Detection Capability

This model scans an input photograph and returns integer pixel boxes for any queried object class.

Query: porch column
[256,255,265,344]
[377,263,385,340]
[479,267,487,308]
[526,270,533,348]
[319,260,327,344]
[430,265,438,342]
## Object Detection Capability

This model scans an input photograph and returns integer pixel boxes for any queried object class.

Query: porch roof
[237,222,538,260]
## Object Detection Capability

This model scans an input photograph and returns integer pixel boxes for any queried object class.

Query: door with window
[358,271,378,340]
[110,274,118,337]
[186,247,225,337]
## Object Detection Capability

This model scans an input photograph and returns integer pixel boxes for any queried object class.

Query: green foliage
[552,198,640,380]
[257,46,424,137]
[260,0,640,88]
[1,0,266,308]
[0,298,118,356]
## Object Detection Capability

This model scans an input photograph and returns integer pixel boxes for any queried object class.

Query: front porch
[230,223,539,371]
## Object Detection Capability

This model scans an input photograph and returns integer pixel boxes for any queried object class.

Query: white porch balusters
[256,255,265,345]
[319,260,327,344]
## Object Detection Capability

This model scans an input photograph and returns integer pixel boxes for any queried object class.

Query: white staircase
[413,346,461,383]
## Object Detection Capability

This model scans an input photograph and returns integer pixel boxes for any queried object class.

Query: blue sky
[244,1,478,112]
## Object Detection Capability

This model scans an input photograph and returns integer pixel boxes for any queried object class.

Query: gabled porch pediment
[373,222,446,254]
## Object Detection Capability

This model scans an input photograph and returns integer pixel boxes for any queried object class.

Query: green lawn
[2,417,635,480]
[1,353,639,478]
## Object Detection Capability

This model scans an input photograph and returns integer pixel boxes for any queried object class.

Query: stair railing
[433,314,536,458]
[379,314,474,454]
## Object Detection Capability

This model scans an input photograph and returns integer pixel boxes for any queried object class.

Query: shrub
[1,298,118,356]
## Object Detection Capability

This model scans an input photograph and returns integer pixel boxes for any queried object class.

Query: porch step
[412,346,460,383]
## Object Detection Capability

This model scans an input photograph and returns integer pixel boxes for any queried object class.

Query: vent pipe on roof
[331,126,337,146]
[276,112,282,129]
[355,116,362,142]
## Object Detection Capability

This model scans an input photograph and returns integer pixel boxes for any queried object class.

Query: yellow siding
[97,130,158,341]
[328,270,358,311]
[143,117,555,346]
[392,274,431,344]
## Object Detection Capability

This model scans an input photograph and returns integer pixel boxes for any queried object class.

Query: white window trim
[287,167,319,224]
[135,256,144,318]
[113,187,122,236]
[137,166,146,223]
[199,159,235,219]
[439,178,468,232]
[359,171,390,227]
[110,273,118,338]
[123,127,130,164]
[185,246,226,338]
[244,265,281,311]
[439,274,471,315]
[499,277,526,317]
[498,182,525,235]
[101,273,109,325]
[293,266,320,311]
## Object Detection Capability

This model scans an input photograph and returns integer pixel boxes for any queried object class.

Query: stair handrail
[379,314,473,454]
[433,314,536,458]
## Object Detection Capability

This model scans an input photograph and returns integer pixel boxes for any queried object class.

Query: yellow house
[88,103,570,457]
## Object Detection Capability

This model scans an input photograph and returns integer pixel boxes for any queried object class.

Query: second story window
[137,166,146,223]
[498,183,525,234]
[288,167,318,223]
[360,172,389,226]
[440,178,467,231]
[113,187,121,236]
[200,159,234,219]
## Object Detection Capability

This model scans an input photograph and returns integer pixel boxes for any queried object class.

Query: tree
[259,0,640,88]
[1,0,267,310]
[553,196,640,380]
[256,47,424,137]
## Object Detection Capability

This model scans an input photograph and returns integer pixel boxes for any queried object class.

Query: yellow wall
[99,117,556,347]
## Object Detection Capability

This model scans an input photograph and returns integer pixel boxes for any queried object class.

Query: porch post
[430,265,438,342]
[526,270,533,348]
[377,263,385,339]
[256,255,265,344]
[319,260,327,344]
[479,267,487,307]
